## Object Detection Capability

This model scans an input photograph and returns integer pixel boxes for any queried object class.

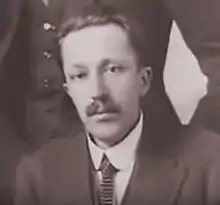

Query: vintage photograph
[0,0,220,204]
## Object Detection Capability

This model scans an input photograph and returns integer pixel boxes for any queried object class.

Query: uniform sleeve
[14,156,42,205]
[0,0,23,70]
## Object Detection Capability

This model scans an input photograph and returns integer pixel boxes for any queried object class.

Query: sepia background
[165,22,208,124]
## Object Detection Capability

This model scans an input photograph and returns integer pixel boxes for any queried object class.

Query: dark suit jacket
[15,114,220,205]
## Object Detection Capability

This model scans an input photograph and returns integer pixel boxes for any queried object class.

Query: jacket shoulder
[18,132,85,172]
[180,125,220,165]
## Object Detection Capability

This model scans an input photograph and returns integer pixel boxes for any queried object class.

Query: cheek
[107,75,140,106]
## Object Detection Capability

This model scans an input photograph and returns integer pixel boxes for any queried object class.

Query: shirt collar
[87,112,143,171]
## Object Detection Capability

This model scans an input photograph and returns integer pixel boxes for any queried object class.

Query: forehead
[61,24,137,66]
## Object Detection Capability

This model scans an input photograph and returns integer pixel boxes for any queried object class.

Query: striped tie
[98,154,118,205]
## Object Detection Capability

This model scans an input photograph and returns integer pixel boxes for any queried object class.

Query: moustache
[86,99,119,117]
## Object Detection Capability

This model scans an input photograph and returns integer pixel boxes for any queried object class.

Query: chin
[88,123,126,145]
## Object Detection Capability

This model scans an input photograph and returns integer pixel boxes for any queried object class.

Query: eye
[107,64,124,73]
[69,73,87,81]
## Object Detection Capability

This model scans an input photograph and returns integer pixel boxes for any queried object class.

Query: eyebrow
[71,59,116,70]
[98,58,130,68]
[98,59,112,68]
[70,58,130,71]
[71,64,87,70]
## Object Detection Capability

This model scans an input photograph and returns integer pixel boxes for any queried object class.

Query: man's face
[61,24,150,148]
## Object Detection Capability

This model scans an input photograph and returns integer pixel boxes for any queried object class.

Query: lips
[93,112,118,121]
[95,106,118,115]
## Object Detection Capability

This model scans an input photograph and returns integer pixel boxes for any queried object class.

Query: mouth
[92,111,118,121]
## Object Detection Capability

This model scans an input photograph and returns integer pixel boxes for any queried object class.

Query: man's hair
[57,3,149,67]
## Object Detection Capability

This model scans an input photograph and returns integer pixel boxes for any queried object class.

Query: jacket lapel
[44,132,93,205]
[122,155,188,205]
[122,114,188,205]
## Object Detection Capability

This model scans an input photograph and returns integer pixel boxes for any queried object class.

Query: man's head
[58,4,152,148]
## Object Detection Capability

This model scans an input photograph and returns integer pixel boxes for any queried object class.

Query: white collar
[87,112,143,171]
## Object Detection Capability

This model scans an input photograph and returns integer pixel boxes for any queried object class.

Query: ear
[138,66,152,96]
[63,83,70,95]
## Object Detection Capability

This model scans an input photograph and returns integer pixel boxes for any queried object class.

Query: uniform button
[43,22,51,30]
[51,25,56,31]
[43,51,52,59]
[43,22,56,31]
[44,78,49,88]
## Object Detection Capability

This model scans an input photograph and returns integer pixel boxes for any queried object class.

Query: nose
[88,73,108,101]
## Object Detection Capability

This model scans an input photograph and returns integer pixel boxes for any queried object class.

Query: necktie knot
[99,154,118,177]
